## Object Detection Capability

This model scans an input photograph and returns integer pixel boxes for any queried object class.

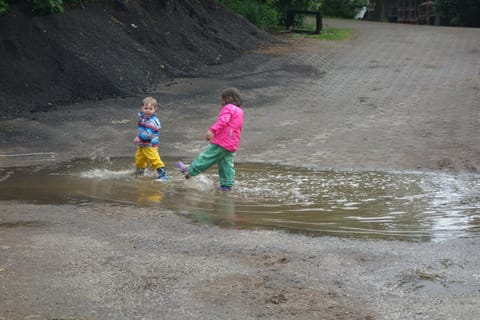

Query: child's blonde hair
[142,96,158,109]
[221,88,242,107]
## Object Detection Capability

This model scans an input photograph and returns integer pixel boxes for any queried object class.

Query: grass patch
[291,27,353,41]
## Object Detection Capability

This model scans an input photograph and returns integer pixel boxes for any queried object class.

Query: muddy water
[1,157,479,242]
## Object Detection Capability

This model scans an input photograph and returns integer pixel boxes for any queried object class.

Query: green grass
[291,27,353,41]
[313,27,352,40]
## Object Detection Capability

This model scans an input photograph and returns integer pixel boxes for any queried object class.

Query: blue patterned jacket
[136,112,161,147]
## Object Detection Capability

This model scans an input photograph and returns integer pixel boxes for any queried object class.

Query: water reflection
[0,158,479,242]
[186,195,246,229]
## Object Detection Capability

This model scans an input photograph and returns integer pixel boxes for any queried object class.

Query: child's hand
[133,137,140,144]
[205,130,214,141]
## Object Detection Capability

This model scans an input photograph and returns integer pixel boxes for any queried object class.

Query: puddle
[395,266,480,295]
[1,157,479,242]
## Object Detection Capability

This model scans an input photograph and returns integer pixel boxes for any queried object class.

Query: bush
[0,0,8,15]
[30,0,64,14]
[0,0,67,15]
[436,0,480,27]
[321,0,367,19]
[218,0,280,30]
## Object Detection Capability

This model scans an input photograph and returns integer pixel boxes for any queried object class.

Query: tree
[0,1,7,15]
[370,0,384,21]
[321,0,368,18]
[436,0,480,27]
[1,0,65,15]
[271,0,320,11]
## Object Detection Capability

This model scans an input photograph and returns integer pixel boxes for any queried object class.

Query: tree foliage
[2,0,478,28]
[435,0,480,27]
[218,0,322,29]
[271,0,320,12]
[321,0,368,18]
[217,0,280,30]
[0,0,8,15]
[31,0,64,14]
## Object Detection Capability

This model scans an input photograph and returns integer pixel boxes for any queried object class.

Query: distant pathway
[230,19,480,172]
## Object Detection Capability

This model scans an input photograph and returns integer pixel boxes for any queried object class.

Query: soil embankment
[0,0,270,116]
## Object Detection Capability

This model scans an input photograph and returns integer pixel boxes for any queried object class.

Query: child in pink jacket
[177,88,244,191]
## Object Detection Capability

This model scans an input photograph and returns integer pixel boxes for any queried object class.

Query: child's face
[141,103,156,117]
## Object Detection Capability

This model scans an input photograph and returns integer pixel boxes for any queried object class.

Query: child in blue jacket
[133,96,168,181]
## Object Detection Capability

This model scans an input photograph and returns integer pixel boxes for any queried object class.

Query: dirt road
[209,19,479,172]
[1,19,480,319]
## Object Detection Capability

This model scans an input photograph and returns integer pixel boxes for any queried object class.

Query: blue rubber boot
[155,167,169,182]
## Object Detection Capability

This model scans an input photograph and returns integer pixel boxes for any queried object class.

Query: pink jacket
[210,103,244,152]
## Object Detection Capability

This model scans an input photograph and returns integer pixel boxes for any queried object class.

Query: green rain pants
[188,143,236,187]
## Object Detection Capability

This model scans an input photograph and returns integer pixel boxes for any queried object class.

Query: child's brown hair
[142,96,158,109]
[221,88,242,107]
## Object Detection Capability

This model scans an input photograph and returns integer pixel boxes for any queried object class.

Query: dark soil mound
[0,0,270,117]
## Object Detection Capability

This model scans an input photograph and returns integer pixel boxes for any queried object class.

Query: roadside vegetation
[217,0,368,30]
[435,0,480,27]
[1,0,478,28]
[292,27,353,40]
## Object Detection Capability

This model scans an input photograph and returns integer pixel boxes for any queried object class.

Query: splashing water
[0,158,479,242]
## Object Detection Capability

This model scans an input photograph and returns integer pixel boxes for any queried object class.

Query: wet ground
[1,157,479,242]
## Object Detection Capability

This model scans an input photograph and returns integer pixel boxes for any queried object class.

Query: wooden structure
[385,0,437,25]
[417,1,435,25]
[397,0,418,23]
[286,10,322,34]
